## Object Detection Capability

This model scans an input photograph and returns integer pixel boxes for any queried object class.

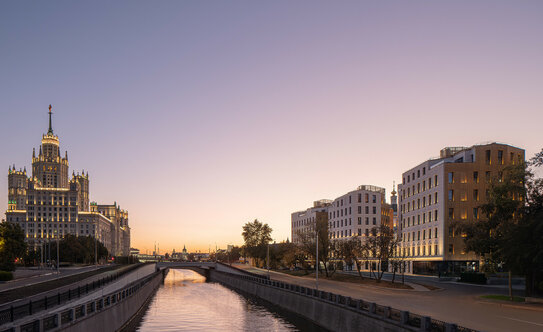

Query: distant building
[328,185,388,241]
[5,106,131,256]
[398,143,525,275]
[291,199,332,244]
[171,245,189,261]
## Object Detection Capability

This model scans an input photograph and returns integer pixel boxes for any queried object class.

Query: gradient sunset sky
[1,1,542,254]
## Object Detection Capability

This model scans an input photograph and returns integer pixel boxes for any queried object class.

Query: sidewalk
[234,264,429,291]
[232,264,543,332]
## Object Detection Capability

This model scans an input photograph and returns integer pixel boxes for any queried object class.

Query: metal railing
[1,268,162,332]
[0,264,144,327]
[213,270,478,332]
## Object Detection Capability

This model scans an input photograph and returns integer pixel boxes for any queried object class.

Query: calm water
[132,269,319,332]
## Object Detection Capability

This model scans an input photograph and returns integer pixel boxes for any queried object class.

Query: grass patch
[273,269,412,289]
[481,294,525,302]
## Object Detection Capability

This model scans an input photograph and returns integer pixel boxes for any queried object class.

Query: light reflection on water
[134,269,300,332]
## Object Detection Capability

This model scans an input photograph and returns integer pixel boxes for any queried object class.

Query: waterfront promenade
[234,264,543,332]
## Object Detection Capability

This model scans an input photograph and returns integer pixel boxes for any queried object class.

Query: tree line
[241,219,405,283]
[0,223,109,271]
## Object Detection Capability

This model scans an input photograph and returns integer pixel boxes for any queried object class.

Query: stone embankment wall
[209,270,466,332]
[1,266,164,332]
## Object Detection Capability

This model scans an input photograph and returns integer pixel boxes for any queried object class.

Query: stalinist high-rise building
[5,106,130,256]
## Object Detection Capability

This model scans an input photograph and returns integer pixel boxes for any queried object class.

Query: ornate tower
[73,171,90,211]
[7,165,28,211]
[31,105,69,188]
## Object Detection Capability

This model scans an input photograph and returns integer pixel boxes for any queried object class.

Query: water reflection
[134,269,301,332]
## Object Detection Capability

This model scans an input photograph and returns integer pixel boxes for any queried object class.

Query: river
[131,269,324,332]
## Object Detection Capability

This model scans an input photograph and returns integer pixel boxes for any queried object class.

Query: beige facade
[291,200,331,244]
[398,143,524,275]
[5,107,131,256]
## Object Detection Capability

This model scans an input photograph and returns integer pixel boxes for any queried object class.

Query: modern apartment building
[291,199,331,244]
[5,106,131,256]
[328,185,389,241]
[398,143,525,275]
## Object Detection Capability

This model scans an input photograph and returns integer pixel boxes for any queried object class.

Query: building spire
[48,104,54,135]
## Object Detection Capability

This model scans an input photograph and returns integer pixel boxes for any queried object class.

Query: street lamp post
[267,242,270,279]
[315,227,319,291]
[95,230,98,266]
[55,230,60,274]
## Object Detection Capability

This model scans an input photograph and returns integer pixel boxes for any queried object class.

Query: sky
[1,1,542,254]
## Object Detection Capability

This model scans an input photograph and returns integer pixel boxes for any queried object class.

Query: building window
[448,190,454,201]
[473,171,479,183]
[365,217,369,225]
[372,206,376,214]
[372,217,376,225]
[485,150,491,165]
[429,178,432,188]
[498,150,504,165]
[372,195,376,203]
[448,172,454,184]
[486,171,491,183]
[449,244,454,254]
[449,208,454,219]
[358,217,361,225]
[474,189,479,201]
[423,167,426,175]
[473,208,479,219]
[435,175,438,186]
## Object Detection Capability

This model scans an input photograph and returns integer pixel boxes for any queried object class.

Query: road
[0,266,101,293]
[234,265,543,332]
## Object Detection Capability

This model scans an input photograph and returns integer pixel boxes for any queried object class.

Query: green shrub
[460,272,487,284]
[0,271,13,281]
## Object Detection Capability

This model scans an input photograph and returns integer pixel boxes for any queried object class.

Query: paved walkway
[233,264,543,332]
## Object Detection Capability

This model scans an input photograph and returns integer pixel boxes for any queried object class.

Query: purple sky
[1,1,542,254]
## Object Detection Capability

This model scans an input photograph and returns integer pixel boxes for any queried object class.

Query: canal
[130,269,325,332]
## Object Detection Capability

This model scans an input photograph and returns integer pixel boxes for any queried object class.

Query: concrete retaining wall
[61,270,162,332]
[209,270,419,332]
[2,268,164,332]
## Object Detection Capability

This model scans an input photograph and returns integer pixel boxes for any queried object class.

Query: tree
[335,236,366,280]
[50,235,109,264]
[460,149,543,297]
[366,225,396,282]
[241,219,272,267]
[389,238,407,284]
[460,163,525,273]
[297,217,336,277]
[0,222,27,271]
